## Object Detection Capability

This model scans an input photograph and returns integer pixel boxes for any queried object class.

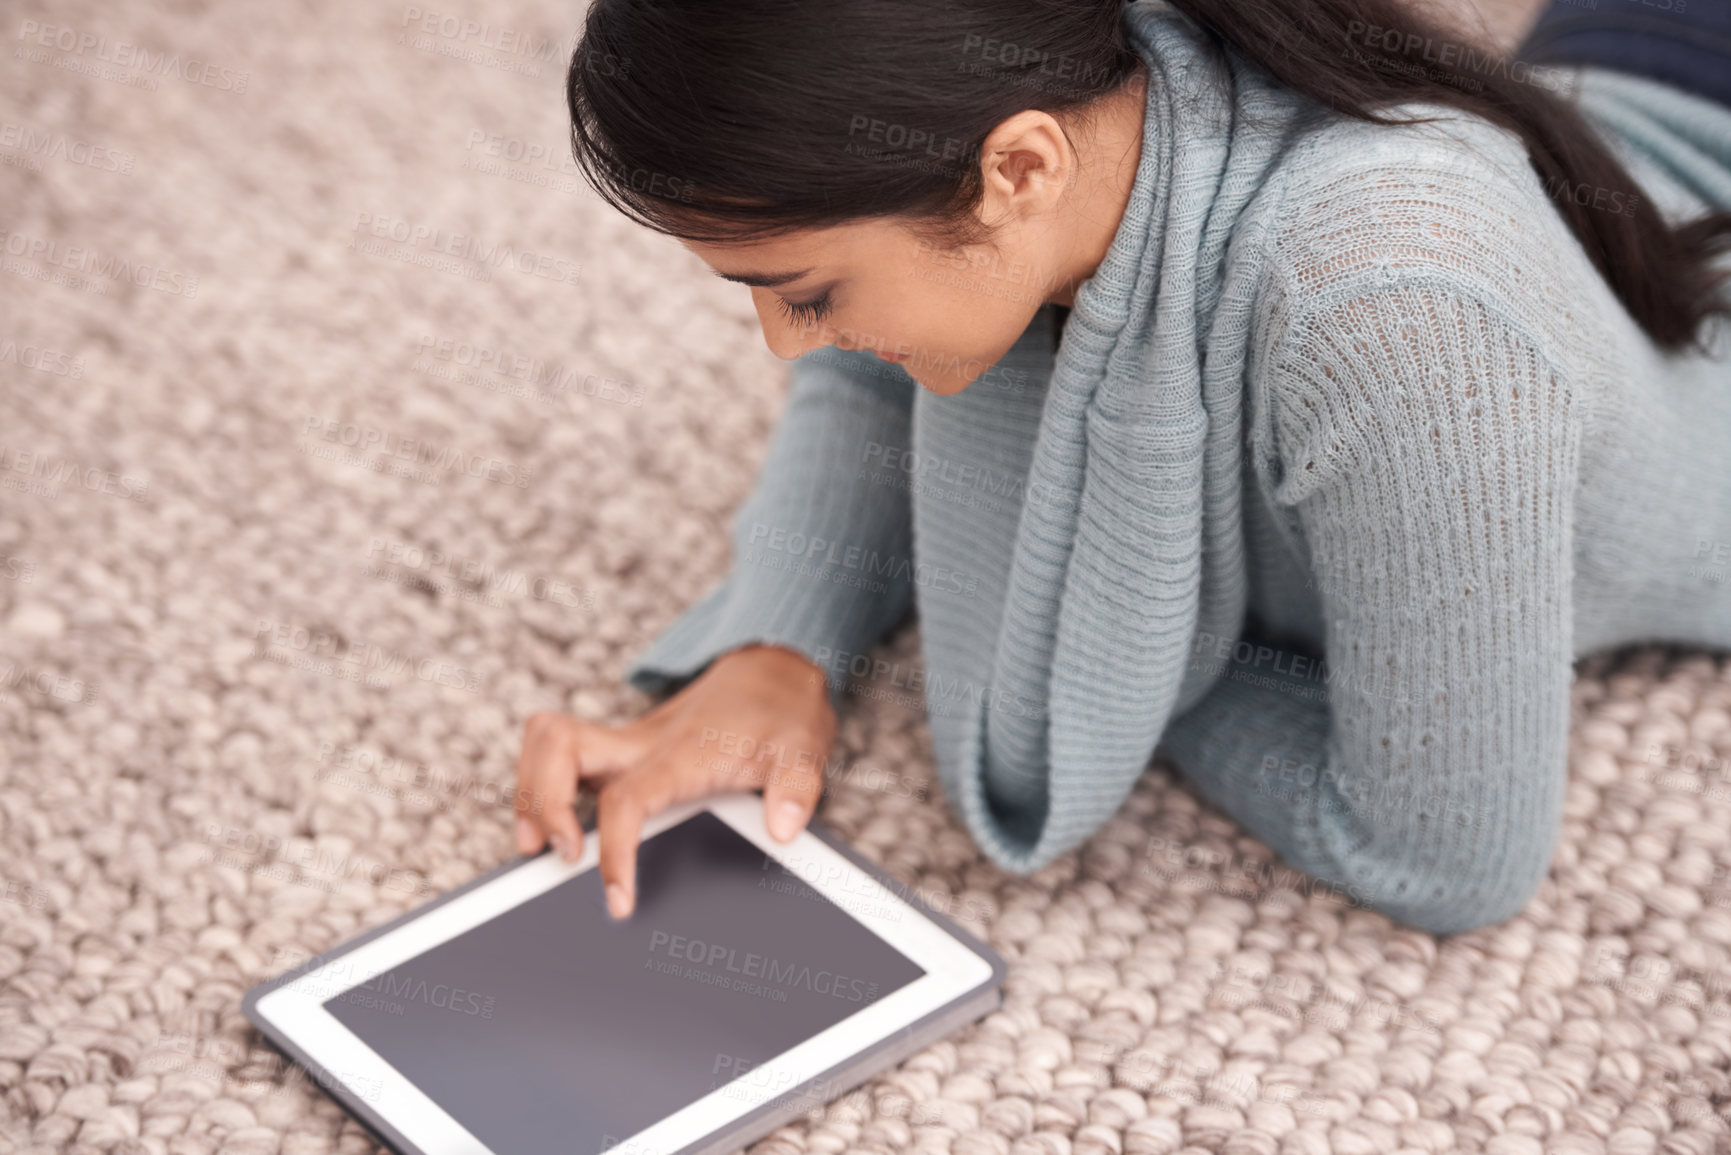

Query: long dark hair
[567,0,1731,353]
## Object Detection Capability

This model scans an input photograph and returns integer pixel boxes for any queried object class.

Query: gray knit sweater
[625,2,1731,934]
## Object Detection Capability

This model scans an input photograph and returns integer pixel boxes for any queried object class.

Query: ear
[975,110,1074,223]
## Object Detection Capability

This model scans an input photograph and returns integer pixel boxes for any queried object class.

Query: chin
[909,366,976,396]
[899,334,1009,396]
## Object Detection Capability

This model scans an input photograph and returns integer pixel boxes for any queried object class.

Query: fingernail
[770,800,805,841]
[607,883,631,919]
[515,817,535,853]
[551,834,572,860]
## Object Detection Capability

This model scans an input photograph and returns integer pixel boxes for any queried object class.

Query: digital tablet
[242,792,1007,1155]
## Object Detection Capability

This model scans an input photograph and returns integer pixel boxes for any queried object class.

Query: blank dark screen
[321,812,927,1154]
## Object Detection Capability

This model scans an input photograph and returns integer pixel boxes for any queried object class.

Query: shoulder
[1237,107,1597,500]
[1249,102,1597,321]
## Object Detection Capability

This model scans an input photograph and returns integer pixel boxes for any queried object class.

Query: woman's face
[682,216,1074,397]
[677,74,1147,396]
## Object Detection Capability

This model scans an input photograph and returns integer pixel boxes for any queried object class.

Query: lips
[873,349,909,363]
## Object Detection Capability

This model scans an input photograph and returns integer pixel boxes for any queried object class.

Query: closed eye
[775,291,835,326]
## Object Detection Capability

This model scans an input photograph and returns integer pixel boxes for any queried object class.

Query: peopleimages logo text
[745,523,980,597]
[350,213,582,285]
[301,416,532,488]
[0,228,198,298]
[646,931,880,1003]
[15,20,250,92]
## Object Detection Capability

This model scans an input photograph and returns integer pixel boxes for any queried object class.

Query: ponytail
[1160,0,1731,351]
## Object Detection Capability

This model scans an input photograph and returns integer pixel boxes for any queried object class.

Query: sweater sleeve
[622,348,919,714]
[1155,283,1581,935]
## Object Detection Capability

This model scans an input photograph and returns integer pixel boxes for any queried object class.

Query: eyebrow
[709,266,814,288]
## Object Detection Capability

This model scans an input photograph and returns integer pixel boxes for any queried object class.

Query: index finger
[595,760,684,920]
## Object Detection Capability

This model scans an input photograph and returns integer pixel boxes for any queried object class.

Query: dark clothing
[1519,0,1731,109]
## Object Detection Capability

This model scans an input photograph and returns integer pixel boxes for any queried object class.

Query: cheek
[882,279,1002,354]
[837,271,1039,387]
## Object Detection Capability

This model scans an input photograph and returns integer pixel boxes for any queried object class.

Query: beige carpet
[7,0,1731,1152]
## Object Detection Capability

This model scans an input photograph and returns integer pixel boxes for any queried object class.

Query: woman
[514,0,1731,934]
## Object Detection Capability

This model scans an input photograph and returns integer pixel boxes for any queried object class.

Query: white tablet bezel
[249,791,996,1155]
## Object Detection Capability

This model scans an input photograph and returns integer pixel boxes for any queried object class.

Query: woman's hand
[513,642,837,919]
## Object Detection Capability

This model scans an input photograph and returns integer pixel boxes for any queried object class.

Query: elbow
[1348,850,1550,937]
[1305,747,1567,936]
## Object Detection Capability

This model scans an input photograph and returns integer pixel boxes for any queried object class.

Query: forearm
[1157,613,1568,936]
[624,348,918,715]
[1157,281,1581,936]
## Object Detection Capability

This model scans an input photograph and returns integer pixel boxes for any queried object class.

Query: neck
[1047,64,1150,309]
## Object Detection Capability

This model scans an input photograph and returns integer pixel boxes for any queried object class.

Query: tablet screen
[319,810,928,1154]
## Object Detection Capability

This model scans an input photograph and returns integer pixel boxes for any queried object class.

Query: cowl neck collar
[928,0,1307,871]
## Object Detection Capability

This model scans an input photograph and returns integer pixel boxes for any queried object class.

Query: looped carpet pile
[3,0,1729,1152]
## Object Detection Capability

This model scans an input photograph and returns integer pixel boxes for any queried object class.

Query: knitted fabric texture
[11,0,1731,1147]
[626,1,1731,936]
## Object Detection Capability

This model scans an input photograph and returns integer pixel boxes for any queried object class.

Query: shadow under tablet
[321,811,928,1154]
